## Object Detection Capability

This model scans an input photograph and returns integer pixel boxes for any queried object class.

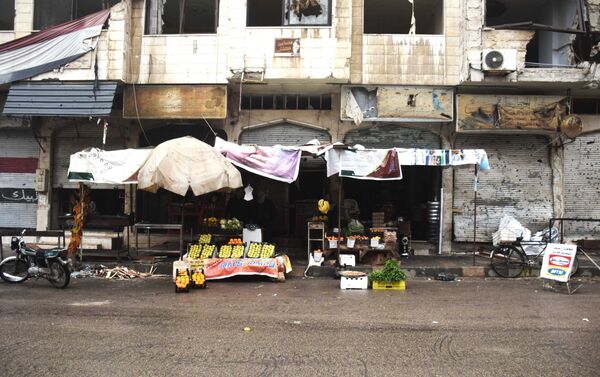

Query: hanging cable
[132,82,152,147]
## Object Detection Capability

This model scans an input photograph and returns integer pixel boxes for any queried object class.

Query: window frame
[144,0,220,35]
[246,0,333,28]
[0,0,15,31]
[33,0,116,31]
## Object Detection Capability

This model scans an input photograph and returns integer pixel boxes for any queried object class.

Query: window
[145,0,218,34]
[0,0,14,31]
[364,0,443,34]
[34,0,117,30]
[241,94,332,110]
[572,99,600,115]
[247,0,332,27]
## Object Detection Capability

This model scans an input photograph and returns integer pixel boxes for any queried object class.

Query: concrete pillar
[439,126,454,254]
[550,141,565,221]
[35,121,53,231]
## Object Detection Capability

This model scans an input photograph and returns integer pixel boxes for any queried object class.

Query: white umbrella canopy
[138,136,243,196]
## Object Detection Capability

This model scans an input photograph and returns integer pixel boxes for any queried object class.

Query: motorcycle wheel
[48,260,70,289]
[0,258,29,283]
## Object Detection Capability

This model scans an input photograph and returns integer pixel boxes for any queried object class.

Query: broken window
[0,1,14,31]
[484,0,598,66]
[573,98,600,114]
[247,0,332,27]
[145,0,219,34]
[241,94,332,110]
[34,0,118,30]
[364,0,443,34]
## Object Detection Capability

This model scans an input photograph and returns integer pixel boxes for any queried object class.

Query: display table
[203,258,285,280]
[336,244,393,265]
[134,223,183,255]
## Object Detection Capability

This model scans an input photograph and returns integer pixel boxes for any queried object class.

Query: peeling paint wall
[132,0,352,84]
[351,0,461,86]
[587,0,600,32]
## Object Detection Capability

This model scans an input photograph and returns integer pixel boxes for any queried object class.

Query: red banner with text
[204,258,281,280]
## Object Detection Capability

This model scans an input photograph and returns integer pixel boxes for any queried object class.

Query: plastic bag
[348,219,364,234]
[498,215,531,241]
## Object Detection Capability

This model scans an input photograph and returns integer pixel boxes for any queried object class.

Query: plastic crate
[340,275,368,290]
[372,280,406,290]
[339,254,356,267]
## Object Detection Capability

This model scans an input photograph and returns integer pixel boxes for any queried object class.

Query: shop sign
[540,243,577,283]
[123,85,227,119]
[274,38,301,56]
[0,188,38,203]
[341,86,454,124]
[456,95,568,132]
[204,258,280,280]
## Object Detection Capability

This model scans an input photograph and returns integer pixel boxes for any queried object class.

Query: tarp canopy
[138,136,243,196]
[68,147,153,184]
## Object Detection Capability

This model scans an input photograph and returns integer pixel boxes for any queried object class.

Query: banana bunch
[247,242,262,258]
[219,245,232,258]
[260,244,276,258]
[200,244,216,259]
[188,244,201,259]
[318,199,330,214]
[199,234,212,244]
[231,245,244,258]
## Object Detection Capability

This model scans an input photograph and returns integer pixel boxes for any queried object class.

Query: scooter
[0,230,70,288]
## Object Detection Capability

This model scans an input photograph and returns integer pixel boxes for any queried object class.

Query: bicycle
[490,237,580,278]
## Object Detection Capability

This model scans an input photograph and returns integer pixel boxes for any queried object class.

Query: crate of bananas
[231,245,244,258]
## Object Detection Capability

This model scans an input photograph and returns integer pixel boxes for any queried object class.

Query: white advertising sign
[540,243,577,282]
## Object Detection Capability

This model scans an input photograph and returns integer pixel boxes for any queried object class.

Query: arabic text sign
[203,258,281,280]
[0,188,38,203]
[540,243,577,282]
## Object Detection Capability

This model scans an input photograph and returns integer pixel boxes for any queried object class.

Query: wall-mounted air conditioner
[482,49,518,72]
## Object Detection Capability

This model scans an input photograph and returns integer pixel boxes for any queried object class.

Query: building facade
[0,0,598,251]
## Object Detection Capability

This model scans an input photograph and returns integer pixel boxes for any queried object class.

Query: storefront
[343,124,443,240]
[0,128,39,229]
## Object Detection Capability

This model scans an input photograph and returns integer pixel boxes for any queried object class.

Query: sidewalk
[72,252,600,279]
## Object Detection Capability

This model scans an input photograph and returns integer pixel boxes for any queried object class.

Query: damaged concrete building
[0,0,598,253]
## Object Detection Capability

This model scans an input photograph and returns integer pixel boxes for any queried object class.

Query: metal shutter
[0,129,39,229]
[239,123,331,146]
[563,132,600,237]
[52,124,127,188]
[453,134,553,242]
[343,124,441,149]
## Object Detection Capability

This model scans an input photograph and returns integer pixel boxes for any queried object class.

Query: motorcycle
[0,230,70,288]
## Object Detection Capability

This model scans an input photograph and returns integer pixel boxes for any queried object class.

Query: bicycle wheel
[491,245,526,278]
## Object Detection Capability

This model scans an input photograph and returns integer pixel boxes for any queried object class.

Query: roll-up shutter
[0,129,39,228]
[343,124,441,149]
[453,135,553,242]
[239,122,331,146]
[52,123,126,188]
[563,132,600,237]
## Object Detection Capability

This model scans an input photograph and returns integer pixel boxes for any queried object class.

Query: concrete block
[462,266,486,277]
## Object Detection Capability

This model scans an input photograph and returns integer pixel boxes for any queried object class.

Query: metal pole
[337,177,342,261]
[473,166,478,266]
[438,187,443,255]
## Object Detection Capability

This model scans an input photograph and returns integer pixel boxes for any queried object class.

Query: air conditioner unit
[482,49,518,72]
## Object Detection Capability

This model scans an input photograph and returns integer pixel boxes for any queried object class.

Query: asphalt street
[0,276,598,377]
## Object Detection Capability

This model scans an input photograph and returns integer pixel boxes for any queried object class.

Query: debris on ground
[435,272,456,281]
[71,264,156,279]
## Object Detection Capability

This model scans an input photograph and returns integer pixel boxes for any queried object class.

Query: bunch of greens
[369,259,406,282]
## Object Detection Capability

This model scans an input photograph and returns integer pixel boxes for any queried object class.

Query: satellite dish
[561,115,583,139]
[485,50,504,69]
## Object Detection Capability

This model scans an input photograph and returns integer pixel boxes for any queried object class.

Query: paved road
[0,276,599,377]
